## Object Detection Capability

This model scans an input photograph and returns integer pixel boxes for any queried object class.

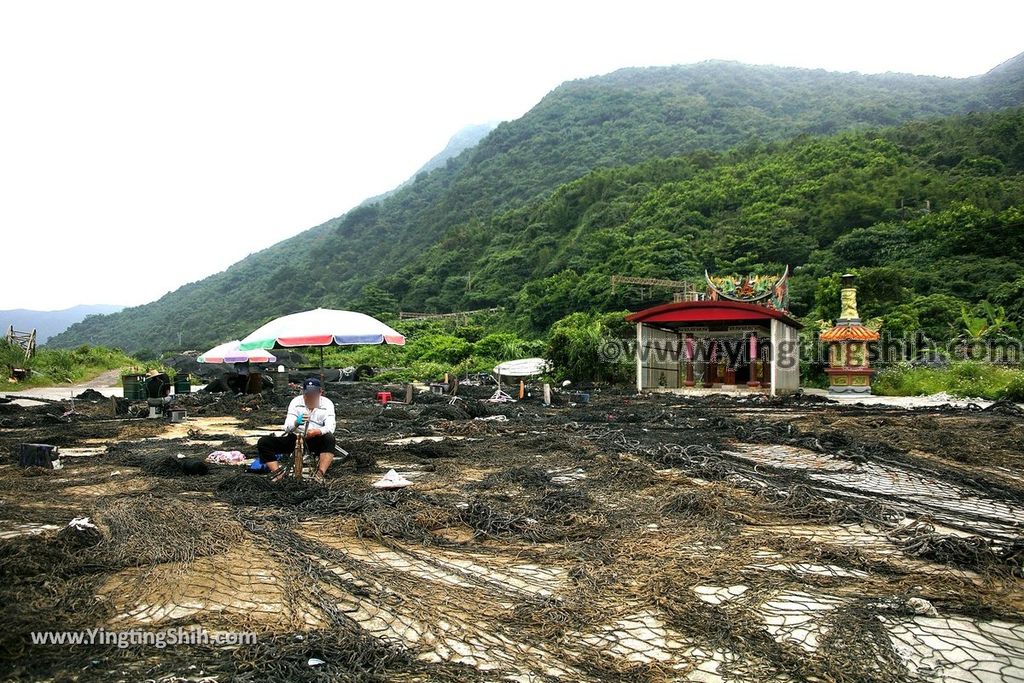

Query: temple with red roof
[626,268,802,395]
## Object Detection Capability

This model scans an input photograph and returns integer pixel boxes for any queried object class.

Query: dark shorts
[256,432,337,463]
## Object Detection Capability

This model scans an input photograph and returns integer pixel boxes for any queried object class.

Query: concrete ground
[648,385,1005,410]
[801,387,1003,410]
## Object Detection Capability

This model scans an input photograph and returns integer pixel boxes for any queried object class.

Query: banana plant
[957,301,1016,359]
[961,301,1013,340]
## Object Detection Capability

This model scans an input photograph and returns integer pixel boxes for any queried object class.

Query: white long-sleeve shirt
[284,395,336,435]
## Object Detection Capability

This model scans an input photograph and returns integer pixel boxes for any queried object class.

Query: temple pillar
[684,333,695,387]
[702,338,716,388]
[635,322,643,393]
[747,333,762,388]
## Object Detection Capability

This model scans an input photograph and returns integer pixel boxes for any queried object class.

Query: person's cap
[302,378,322,394]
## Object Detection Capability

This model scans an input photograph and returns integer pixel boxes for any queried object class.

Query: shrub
[547,311,633,383]
[408,334,472,364]
[472,332,546,361]
[0,339,32,377]
[473,333,521,360]
[373,361,449,383]
[1000,371,1024,402]
[453,355,500,376]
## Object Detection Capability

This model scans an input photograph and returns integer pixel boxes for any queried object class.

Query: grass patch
[3,343,170,389]
[874,361,1024,401]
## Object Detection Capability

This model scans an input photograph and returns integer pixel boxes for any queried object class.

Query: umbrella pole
[320,347,324,386]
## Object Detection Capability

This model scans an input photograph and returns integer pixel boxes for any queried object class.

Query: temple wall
[770,319,801,394]
[639,326,682,389]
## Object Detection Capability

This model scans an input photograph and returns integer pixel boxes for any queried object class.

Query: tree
[546,311,632,382]
[355,285,399,319]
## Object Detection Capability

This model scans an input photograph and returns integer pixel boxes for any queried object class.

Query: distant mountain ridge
[2,305,124,344]
[49,52,1024,352]
[359,122,499,207]
[409,122,502,179]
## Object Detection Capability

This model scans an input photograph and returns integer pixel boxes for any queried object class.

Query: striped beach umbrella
[197,340,277,364]
[239,308,405,381]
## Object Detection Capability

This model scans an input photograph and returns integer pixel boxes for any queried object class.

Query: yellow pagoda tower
[821,274,880,394]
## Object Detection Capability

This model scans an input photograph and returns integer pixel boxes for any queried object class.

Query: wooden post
[543,383,551,405]
[405,383,413,404]
[110,395,118,417]
[518,380,525,400]
[294,413,309,481]
[294,437,304,481]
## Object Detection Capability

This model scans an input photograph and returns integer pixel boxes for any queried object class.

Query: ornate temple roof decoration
[705,266,790,312]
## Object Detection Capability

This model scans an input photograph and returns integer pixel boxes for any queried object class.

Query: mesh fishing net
[0,386,1022,682]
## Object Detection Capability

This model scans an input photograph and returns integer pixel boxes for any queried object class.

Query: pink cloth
[206,450,247,465]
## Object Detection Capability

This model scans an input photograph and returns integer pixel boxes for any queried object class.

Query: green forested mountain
[391,108,1024,335]
[50,55,1024,353]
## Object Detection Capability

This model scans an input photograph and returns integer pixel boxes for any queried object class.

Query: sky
[1,0,1022,311]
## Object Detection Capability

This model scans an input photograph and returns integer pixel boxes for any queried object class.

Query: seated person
[256,378,336,483]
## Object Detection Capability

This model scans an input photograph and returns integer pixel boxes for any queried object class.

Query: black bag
[15,443,62,470]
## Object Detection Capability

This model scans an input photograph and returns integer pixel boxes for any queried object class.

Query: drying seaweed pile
[1,385,1023,682]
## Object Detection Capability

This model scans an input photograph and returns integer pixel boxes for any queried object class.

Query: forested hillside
[386,108,1024,335]
[50,56,1024,353]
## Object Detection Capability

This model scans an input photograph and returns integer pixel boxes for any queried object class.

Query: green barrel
[174,374,191,395]
[121,374,145,400]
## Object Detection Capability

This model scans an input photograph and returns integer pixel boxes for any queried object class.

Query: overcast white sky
[2,1,1021,311]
